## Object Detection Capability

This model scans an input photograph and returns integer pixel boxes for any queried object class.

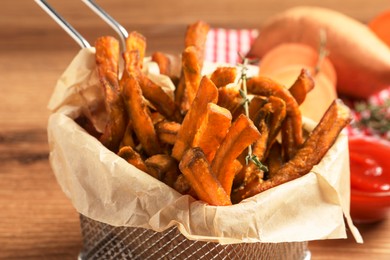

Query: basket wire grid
[78,215,310,260]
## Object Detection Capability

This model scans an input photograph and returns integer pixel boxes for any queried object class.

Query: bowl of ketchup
[349,135,390,223]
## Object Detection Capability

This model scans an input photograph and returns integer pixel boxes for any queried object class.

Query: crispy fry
[156,120,181,145]
[248,95,268,121]
[266,142,284,179]
[260,96,286,152]
[122,50,181,122]
[239,114,269,186]
[184,20,210,69]
[288,68,315,105]
[180,46,202,114]
[211,114,261,196]
[179,148,232,206]
[247,76,303,159]
[174,174,192,195]
[152,51,172,77]
[172,76,218,161]
[120,120,136,148]
[95,36,120,79]
[192,103,232,162]
[232,99,352,203]
[122,74,161,156]
[210,67,237,88]
[140,75,182,122]
[118,146,148,173]
[126,31,146,67]
[281,117,296,161]
[95,36,127,152]
[145,154,178,181]
[217,86,245,119]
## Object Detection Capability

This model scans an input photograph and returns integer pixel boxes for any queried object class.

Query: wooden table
[1,0,389,259]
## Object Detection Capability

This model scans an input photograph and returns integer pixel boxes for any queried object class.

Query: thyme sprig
[314,29,329,75]
[237,54,268,172]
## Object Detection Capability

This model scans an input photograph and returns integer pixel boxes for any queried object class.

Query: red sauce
[349,136,390,222]
[349,142,390,192]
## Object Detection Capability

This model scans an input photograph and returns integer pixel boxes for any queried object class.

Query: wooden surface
[1,0,389,259]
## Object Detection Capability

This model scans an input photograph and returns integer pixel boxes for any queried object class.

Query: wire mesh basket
[78,215,310,260]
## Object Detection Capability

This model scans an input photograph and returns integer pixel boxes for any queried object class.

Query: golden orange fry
[145,154,178,181]
[179,148,232,206]
[217,86,244,120]
[211,114,261,196]
[180,46,202,114]
[172,76,218,161]
[192,103,232,162]
[95,36,127,152]
[122,50,181,122]
[288,68,315,105]
[266,142,284,180]
[126,31,146,68]
[232,99,352,203]
[247,76,303,159]
[118,146,148,173]
[152,51,172,77]
[184,20,210,69]
[122,74,161,156]
[155,120,181,145]
[210,67,237,88]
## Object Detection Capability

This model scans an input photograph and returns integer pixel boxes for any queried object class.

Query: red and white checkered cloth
[205,28,390,140]
[205,28,258,65]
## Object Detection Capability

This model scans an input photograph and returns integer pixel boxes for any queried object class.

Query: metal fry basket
[78,215,310,260]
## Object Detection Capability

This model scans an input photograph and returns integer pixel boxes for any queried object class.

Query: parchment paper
[47,48,362,244]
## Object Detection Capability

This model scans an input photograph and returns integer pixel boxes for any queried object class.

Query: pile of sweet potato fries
[77,21,352,206]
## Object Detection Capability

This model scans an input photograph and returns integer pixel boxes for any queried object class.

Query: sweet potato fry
[211,114,261,196]
[122,50,181,122]
[248,95,268,121]
[179,148,232,206]
[232,99,352,203]
[95,36,127,152]
[120,120,136,148]
[145,154,178,181]
[266,142,284,179]
[118,146,148,173]
[288,68,315,105]
[239,115,269,186]
[95,36,120,79]
[174,174,192,195]
[217,86,245,120]
[192,103,232,162]
[180,46,202,113]
[261,96,286,152]
[122,74,161,156]
[140,75,182,122]
[247,76,303,159]
[126,31,146,67]
[210,67,237,88]
[155,120,181,145]
[172,76,218,161]
[152,51,172,77]
[184,20,210,69]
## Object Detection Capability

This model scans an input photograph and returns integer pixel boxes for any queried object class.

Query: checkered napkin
[205,28,390,140]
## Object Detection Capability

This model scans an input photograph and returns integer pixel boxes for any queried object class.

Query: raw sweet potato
[368,9,390,48]
[248,6,390,98]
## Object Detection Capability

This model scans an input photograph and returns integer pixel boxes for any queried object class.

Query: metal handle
[34,0,91,48]
[81,0,128,51]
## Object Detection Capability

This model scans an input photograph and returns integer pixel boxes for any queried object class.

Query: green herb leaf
[245,154,269,172]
